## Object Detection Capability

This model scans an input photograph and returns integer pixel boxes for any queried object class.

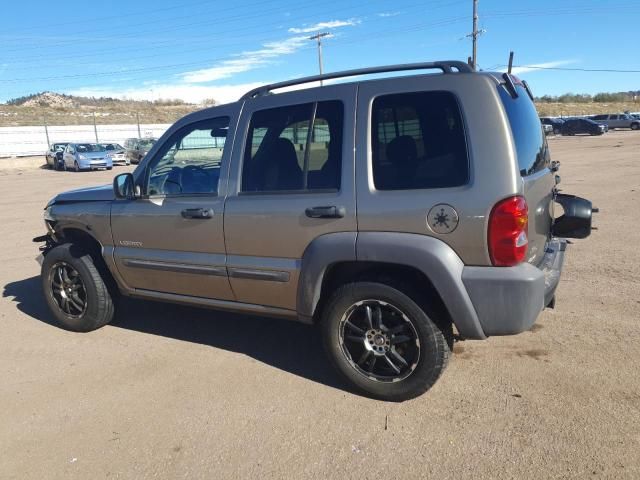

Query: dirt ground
[1,132,639,479]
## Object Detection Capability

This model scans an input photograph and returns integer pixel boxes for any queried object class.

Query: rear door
[498,85,554,265]
[223,85,357,311]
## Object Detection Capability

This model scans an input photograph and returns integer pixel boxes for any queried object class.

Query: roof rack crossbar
[241,60,473,100]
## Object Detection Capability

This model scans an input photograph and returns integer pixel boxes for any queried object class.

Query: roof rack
[240,60,473,100]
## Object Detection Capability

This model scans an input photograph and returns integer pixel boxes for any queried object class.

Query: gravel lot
[1,132,639,479]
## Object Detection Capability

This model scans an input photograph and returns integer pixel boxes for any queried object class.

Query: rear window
[371,91,468,190]
[499,85,550,176]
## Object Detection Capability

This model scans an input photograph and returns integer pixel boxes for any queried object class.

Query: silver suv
[590,113,640,130]
[35,61,594,401]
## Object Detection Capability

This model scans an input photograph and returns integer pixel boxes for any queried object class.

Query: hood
[50,184,114,205]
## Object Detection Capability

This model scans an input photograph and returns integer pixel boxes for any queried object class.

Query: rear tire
[321,282,451,402]
[631,123,639,131]
[41,243,115,332]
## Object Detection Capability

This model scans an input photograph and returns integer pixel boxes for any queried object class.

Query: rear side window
[371,91,468,190]
[499,85,550,176]
[242,100,343,193]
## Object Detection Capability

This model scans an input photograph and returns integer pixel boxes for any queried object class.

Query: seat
[385,135,419,188]
[260,137,303,191]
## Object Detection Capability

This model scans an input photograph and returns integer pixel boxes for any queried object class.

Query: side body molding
[356,232,486,340]
[297,232,357,322]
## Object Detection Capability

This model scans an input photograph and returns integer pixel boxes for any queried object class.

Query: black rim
[339,300,420,382]
[49,262,87,318]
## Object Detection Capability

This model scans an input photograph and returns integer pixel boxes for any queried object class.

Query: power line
[0,16,469,84]
[502,65,640,73]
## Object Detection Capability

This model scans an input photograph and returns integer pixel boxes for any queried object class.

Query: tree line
[536,91,640,103]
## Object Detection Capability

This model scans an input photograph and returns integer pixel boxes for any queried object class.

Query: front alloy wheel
[41,243,115,331]
[49,262,87,317]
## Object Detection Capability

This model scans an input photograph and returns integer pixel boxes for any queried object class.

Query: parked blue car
[62,143,113,171]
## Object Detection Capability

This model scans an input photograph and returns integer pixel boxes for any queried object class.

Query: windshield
[138,139,156,149]
[53,143,67,150]
[76,143,106,153]
[101,143,123,150]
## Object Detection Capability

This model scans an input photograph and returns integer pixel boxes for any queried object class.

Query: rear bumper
[461,238,566,336]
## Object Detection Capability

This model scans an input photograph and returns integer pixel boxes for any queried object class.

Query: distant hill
[4,91,204,108]
[0,92,214,127]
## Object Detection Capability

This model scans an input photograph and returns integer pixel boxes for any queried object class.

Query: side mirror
[113,173,136,199]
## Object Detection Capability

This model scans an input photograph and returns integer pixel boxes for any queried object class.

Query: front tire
[631,123,639,131]
[41,244,115,332]
[321,282,451,402]
[74,161,80,172]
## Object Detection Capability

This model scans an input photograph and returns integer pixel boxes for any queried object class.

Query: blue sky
[1,0,639,104]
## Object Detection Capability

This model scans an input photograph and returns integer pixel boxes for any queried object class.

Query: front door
[111,108,239,300]
[223,85,357,311]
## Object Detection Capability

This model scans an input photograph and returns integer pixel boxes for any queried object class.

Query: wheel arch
[53,226,120,295]
[297,231,486,339]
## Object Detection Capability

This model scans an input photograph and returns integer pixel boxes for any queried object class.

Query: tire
[321,282,452,402]
[553,127,561,135]
[41,243,115,332]
[74,161,80,172]
[631,123,639,131]
[107,167,112,170]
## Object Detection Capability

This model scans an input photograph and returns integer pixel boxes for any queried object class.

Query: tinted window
[242,100,343,192]
[145,117,228,196]
[592,115,606,120]
[371,91,468,190]
[499,85,550,176]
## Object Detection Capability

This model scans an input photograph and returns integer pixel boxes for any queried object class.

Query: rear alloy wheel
[42,243,115,332]
[322,282,451,402]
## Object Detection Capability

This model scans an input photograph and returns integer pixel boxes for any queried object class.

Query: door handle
[181,208,214,219]
[305,206,345,219]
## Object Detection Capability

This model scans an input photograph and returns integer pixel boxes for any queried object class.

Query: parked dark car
[45,143,69,170]
[124,137,157,164]
[561,118,606,136]
[540,117,564,135]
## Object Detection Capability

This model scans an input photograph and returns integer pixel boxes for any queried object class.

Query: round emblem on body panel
[427,204,459,234]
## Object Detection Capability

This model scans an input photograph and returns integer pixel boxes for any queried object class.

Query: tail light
[488,196,529,266]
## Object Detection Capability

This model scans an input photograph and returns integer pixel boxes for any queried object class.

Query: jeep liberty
[35,61,594,401]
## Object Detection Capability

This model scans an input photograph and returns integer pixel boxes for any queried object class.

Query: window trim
[141,116,229,198]
[239,100,344,195]
[369,89,471,192]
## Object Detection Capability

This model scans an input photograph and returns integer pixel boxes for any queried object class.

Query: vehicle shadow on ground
[3,276,347,392]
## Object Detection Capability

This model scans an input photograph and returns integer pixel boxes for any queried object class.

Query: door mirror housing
[113,173,136,199]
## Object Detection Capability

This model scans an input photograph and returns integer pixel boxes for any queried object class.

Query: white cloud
[67,18,362,105]
[69,82,267,105]
[288,19,359,34]
[180,36,308,83]
[377,12,401,18]
[499,59,578,75]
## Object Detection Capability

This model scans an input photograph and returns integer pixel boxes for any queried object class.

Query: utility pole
[465,0,485,70]
[472,0,478,69]
[308,32,330,85]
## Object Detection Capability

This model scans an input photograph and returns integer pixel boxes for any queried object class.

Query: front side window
[145,117,229,196]
[371,91,468,190]
[241,100,343,193]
